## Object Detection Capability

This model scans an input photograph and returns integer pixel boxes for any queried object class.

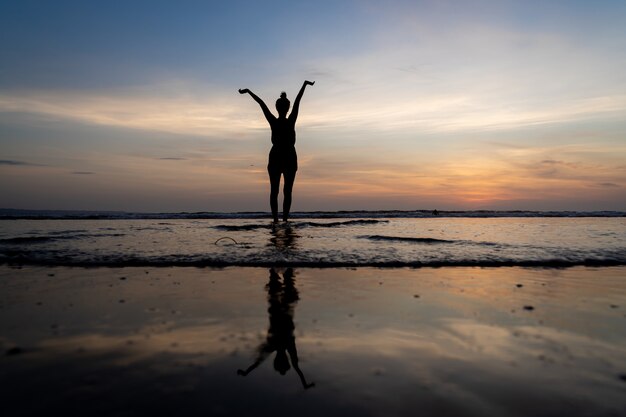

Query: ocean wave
[1,216,623,269]
[0,233,126,245]
[363,235,455,244]
[361,235,503,246]
[214,219,388,231]
[1,253,624,268]
[297,219,387,228]
[213,223,272,231]
[0,236,69,244]
[2,208,624,220]
[46,229,88,235]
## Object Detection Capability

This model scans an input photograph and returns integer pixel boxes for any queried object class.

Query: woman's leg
[282,170,296,222]
[269,169,281,223]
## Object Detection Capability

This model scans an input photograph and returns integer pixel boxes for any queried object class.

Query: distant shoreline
[1,208,624,220]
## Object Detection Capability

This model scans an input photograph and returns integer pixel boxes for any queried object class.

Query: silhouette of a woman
[239,81,315,223]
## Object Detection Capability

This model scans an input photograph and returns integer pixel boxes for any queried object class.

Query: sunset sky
[1,0,625,212]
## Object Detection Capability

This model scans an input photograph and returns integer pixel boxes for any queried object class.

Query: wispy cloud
[0,159,28,165]
[0,159,40,166]
[0,87,254,137]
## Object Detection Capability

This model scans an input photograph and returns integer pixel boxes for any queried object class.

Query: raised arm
[289,80,314,122]
[239,88,275,124]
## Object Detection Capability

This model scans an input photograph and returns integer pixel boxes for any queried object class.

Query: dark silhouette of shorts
[268,146,298,175]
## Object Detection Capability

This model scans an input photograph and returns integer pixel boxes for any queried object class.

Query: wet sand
[1,265,625,416]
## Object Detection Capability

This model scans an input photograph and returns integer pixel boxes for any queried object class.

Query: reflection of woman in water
[237,268,314,389]
[239,81,315,223]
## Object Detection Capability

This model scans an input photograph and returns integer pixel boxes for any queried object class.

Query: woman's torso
[270,117,296,148]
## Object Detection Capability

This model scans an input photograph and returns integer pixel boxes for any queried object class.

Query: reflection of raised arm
[237,349,270,376]
[239,88,275,124]
[289,80,315,122]
[289,345,315,389]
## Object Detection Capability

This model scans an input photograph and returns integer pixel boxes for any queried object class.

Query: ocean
[1,210,624,267]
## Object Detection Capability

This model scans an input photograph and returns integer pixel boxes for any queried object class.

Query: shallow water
[0,217,625,266]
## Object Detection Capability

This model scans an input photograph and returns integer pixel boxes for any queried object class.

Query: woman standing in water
[239,80,314,223]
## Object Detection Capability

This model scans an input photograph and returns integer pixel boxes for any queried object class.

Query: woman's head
[275,92,290,117]
[274,350,291,375]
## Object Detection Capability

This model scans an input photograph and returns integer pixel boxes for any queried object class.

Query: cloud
[0,159,39,166]
[71,171,95,175]
[597,182,620,188]
[0,87,255,137]
[0,159,29,165]
[2,64,626,141]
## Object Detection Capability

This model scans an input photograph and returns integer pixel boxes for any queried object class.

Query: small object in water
[619,373,626,382]
[523,305,534,311]
[119,276,127,280]
[413,294,420,298]
[516,284,523,288]
[119,299,125,303]
[610,304,619,309]
[215,236,238,245]
[6,347,23,356]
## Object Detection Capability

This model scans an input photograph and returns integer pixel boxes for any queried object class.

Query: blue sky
[1,0,625,211]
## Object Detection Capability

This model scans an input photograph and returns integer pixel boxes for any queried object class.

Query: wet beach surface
[1,265,625,416]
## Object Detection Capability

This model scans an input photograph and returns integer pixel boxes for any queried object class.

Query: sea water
[0,211,624,266]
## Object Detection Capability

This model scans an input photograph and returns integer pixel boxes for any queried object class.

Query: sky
[1,0,625,212]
